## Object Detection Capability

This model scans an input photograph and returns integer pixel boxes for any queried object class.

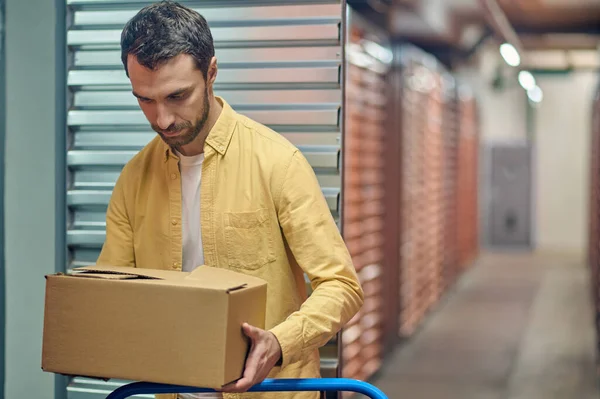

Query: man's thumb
[242,323,260,340]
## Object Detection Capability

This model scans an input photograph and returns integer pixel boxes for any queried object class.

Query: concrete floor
[368,252,600,399]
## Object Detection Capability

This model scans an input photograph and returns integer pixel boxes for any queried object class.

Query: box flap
[225,284,248,293]
[186,266,267,292]
[71,265,182,280]
[69,273,140,280]
[65,265,267,292]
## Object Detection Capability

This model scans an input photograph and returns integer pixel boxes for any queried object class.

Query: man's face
[127,54,211,149]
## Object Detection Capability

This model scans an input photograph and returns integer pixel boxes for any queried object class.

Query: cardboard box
[42,265,267,388]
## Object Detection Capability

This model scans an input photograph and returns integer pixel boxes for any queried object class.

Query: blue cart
[106,378,388,399]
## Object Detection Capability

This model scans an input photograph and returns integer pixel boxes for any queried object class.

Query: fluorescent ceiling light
[345,43,374,69]
[518,70,536,91]
[527,86,543,103]
[362,40,393,64]
[500,43,521,67]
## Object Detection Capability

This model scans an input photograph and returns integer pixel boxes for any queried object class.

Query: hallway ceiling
[487,0,599,32]
[452,0,600,46]
[349,0,599,68]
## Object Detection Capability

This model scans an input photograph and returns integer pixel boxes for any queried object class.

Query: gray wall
[533,71,598,256]
[4,0,66,398]
[458,40,599,255]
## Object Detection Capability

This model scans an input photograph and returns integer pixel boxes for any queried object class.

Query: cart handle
[106,378,388,399]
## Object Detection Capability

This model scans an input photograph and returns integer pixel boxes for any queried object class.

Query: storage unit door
[341,6,390,385]
[488,145,532,248]
[590,81,600,373]
[456,93,480,267]
[0,0,5,395]
[397,46,448,337]
[65,0,344,397]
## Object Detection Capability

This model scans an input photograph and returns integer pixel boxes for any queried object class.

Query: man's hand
[219,323,282,393]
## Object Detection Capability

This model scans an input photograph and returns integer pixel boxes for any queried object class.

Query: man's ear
[207,56,218,89]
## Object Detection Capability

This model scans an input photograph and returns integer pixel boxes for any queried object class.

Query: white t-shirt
[176,151,222,399]
[177,150,205,272]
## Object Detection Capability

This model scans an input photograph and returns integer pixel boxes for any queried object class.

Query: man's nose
[156,105,175,130]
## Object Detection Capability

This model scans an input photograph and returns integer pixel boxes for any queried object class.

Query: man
[96,2,364,399]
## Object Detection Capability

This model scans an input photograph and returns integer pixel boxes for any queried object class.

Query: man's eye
[138,97,152,103]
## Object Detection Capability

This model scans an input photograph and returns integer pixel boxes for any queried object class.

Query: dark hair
[120,1,214,78]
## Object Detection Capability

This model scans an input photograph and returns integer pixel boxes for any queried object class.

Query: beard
[152,88,210,150]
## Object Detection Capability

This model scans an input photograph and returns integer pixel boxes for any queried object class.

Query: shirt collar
[163,96,236,162]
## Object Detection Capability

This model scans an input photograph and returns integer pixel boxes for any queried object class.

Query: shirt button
[170,173,177,180]
[172,262,179,270]
[171,219,178,225]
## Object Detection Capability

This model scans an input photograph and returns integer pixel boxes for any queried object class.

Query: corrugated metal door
[398,52,423,336]
[381,32,402,354]
[65,1,345,397]
[341,7,389,385]
[396,45,466,338]
[589,81,600,372]
[398,47,447,336]
[456,92,479,268]
[421,71,444,312]
[0,0,5,395]
[441,81,459,290]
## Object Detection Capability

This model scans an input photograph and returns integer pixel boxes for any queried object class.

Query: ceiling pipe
[463,26,492,59]
[477,0,524,53]
[366,0,390,13]
[521,34,600,51]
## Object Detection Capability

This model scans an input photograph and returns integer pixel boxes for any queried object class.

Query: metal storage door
[456,94,479,266]
[442,82,459,290]
[588,81,600,366]
[489,145,532,247]
[397,46,449,337]
[0,0,5,395]
[65,0,344,397]
[342,7,390,384]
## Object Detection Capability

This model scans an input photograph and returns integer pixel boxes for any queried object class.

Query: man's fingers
[220,377,254,393]
[232,342,261,390]
[242,348,260,381]
[219,323,272,393]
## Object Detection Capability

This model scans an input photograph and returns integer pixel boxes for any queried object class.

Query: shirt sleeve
[96,171,136,267]
[269,150,364,368]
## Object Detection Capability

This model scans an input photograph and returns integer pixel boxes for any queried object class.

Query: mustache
[152,122,193,134]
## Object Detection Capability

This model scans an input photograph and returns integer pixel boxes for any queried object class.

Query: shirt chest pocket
[224,208,276,270]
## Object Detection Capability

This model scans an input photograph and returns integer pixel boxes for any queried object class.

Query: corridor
[369,253,599,399]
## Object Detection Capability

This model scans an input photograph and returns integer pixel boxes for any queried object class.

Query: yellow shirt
[96,97,364,399]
